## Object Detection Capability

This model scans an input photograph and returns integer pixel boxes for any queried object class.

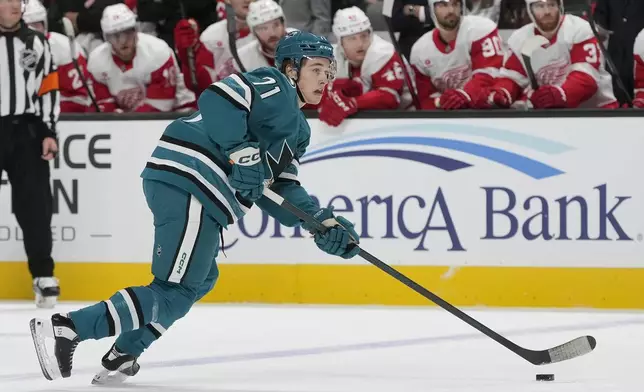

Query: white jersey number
[383,62,405,82]
[481,36,503,58]
[68,68,83,90]
[583,42,599,64]
[253,77,281,99]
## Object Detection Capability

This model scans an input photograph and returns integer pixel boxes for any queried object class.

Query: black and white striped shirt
[0,22,60,135]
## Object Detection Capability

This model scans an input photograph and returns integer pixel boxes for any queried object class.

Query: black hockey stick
[262,187,597,366]
[381,0,421,109]
[178,0,199,91]
[225,2,246,73]
[586,0,633,107]
[520,35,550,90]
[61,17,100,112]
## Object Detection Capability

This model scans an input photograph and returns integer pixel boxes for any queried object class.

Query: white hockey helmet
[525,0,564,33]
[101,3,137,36]
[332,6,372,39]
[428,0,465,29]
[23,0,47,31]
[247,0,284,29]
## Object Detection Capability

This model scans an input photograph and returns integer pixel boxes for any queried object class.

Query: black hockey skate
[30,313,79,380]
[91,343,140,385]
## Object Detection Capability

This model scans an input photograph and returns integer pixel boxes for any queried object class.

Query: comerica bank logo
[301,123,573,180]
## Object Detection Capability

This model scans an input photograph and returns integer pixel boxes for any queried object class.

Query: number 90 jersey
[410,15,503,97]
[142,67,317,228]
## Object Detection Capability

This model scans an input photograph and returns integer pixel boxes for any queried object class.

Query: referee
[0,0,61,308]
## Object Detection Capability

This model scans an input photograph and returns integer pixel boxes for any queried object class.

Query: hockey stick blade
[262,187,597,365]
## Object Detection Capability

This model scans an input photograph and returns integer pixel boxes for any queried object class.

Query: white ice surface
[1,302,642,391]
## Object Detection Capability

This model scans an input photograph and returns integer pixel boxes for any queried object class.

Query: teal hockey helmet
[275,31,336,79]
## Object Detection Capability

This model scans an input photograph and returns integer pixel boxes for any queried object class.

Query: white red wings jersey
[499,15,616,108]
[332,34,413,109]
[47,31,92,112]
[634,28,644,103]
[199,20,255,82]
[87,33,196,113]
[410,15,503,108]
[234,29,298,72]
[235,40,275,72]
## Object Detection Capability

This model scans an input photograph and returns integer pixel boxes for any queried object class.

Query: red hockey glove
[633,98,644,108]
[438,89,471,110]
[530,85,567,109]
[319,89,358,127]
[174,19,200,52]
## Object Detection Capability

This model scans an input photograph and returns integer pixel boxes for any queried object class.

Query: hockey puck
[536,374,555,381]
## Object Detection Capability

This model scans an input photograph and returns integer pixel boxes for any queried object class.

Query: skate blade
[29,318,62,381]
[91,368,131,385]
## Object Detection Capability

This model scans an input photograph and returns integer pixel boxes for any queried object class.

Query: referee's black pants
[0,116,54,278]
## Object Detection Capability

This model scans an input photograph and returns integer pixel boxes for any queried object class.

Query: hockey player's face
[531,0,561,32]
[0,0,23,29]
[27,22,46,33]
[434,0,461,30]
[254,19,286,53]
[298,58,333,105]
[108,29,137,62]
[229,0,252,19]
[341,31,371,64]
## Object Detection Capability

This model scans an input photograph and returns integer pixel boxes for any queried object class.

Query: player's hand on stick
[319,89,358,127]
[529,85,567,109]
[438,89,471,110]
[303,208,360,259]
[174,19,200,51]
[227,142,265,202]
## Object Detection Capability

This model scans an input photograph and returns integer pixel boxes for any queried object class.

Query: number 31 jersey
[410,15,503,106]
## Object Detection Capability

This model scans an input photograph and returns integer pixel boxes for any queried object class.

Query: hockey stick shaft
[178,1,199,90]
[586,1,633,106]
[522,54,539,90]
[226,3,246,73]
[382,17,421,109]
[62,17,100,112]
[381,0,420,109]
[262,186,596,365]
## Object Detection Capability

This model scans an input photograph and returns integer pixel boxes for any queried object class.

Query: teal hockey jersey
[141,67,320,228]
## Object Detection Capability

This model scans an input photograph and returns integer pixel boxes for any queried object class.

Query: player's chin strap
[292,74,307,104]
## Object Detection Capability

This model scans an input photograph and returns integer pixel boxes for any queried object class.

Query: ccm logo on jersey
[229,147,262,166]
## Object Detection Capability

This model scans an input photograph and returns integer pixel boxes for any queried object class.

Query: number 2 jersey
[410,15,504,109]
[494,14,617,109]
[141,67,319,229]
[46,31,92,112]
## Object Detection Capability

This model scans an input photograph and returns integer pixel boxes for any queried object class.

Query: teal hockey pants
[69,179,221,357]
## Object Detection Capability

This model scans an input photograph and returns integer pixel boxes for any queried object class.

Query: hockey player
[23,0,93,113]
[174,0,256,95]
[410,0,504,110]
[235,0,287,71]
[481,0,618,109]
[634,28,644,108]
[87,4,196,113]
[319,6,412,126]
[30,31,360,384]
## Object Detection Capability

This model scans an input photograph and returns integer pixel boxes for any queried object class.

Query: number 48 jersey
[142,67,319,229]
[410,15,504,109]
